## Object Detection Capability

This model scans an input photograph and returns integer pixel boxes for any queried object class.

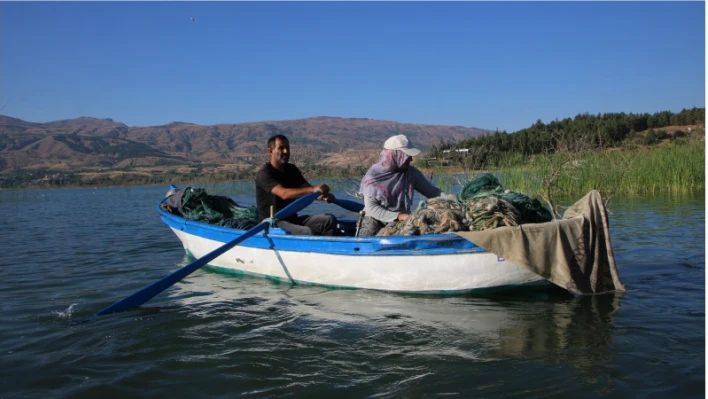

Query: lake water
[0,185,704,398]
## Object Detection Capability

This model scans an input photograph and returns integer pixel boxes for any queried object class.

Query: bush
[644,129,659,145]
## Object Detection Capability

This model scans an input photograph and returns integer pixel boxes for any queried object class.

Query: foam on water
[53,303,78,320]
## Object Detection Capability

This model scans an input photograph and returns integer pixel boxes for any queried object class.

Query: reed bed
[492,142,704,197]
[419,141,704,200]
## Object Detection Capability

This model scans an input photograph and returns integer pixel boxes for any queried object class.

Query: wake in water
[53,304,77,320]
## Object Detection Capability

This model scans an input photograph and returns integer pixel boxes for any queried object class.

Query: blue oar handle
[95,191,322,316]
[273,191,321,218]
[333,198,364,213]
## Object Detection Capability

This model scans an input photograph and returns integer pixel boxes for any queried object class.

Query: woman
[357,134,444,236]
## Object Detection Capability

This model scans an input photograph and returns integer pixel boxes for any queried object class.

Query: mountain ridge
[0,115,491,172]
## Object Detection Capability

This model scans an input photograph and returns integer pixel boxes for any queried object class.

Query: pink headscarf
[359,149,415,212]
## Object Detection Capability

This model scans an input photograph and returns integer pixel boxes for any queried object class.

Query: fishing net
[457,173,504,200]
[167,187,260,230]
[463,196,522,231]
[377,197,468,236]
[458,173,553,224]
[375,173,552,236]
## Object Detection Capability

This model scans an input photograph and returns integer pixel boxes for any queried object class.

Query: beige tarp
[456,190,626,295]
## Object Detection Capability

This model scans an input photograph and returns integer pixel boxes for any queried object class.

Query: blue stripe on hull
[158,202,487,256]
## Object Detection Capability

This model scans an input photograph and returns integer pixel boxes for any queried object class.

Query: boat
[157,188,625,296]
[92,185,626,317]
[157,200,546,294]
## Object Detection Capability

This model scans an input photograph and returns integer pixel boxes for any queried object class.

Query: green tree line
[428,107,705,162]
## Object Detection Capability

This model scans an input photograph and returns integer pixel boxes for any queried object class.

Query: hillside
[0,115,491,173]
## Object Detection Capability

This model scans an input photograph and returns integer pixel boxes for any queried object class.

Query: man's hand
[317,193,336,203]
[312,184,330,195]
[397,213,410,221]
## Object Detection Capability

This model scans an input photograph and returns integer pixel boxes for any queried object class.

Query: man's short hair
[267,134,289,150]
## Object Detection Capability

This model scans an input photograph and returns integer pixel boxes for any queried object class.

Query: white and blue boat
[96,189,622,316]
[157,198,546,294]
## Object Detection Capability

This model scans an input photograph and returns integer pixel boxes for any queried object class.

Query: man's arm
[296,179,335,203]
[269,164,334,202]
[271,184,329,200]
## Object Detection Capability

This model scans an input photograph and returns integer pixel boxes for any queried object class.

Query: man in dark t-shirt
[255,134,338,236]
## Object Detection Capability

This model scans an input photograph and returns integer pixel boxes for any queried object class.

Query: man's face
[270,138,290,165]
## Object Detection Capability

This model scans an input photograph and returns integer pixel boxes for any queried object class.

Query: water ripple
[0,187,703,398]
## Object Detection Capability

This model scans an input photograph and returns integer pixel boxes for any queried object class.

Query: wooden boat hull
[159,203,545,293]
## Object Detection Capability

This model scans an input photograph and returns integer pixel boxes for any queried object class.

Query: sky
[0,1,705,133]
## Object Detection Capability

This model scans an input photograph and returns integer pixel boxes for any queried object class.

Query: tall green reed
[492,142,704,197]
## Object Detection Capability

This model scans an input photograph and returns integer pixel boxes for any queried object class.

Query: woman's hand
[397,213,409,221]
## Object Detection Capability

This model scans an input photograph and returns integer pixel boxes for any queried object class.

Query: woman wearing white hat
[357,134,444,236]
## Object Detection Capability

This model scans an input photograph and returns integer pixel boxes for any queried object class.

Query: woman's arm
[410,166,442,198]
[364,196,401,223]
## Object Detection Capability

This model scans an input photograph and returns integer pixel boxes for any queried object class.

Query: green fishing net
[458,173,553,224]
[179,187,260,230]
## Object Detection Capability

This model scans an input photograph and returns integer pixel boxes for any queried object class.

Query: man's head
[267,134,290,166]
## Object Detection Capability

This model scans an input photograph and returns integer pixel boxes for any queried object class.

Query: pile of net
[457,173,553,224]
[161,187,260,230]
[376,173,554,236]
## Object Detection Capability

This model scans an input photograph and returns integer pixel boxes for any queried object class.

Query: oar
[333,198,364,213]
[95,191,322,316]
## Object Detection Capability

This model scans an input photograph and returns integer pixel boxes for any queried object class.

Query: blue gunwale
[157,201,487,256]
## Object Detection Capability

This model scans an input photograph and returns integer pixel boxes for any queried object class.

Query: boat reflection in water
[164,257,623,393]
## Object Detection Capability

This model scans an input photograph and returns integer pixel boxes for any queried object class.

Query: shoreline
[1,139,703,196]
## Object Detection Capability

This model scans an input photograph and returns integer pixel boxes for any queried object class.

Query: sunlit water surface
[0,185,704,398]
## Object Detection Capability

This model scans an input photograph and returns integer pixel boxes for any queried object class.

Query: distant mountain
[0,115,491,171]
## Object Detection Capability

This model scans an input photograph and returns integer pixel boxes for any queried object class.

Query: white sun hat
[383,134,421,157]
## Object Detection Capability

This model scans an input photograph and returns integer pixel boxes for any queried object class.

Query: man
[255,134,339,236]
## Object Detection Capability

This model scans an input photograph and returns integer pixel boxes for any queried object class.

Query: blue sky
[1,1,704,132]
